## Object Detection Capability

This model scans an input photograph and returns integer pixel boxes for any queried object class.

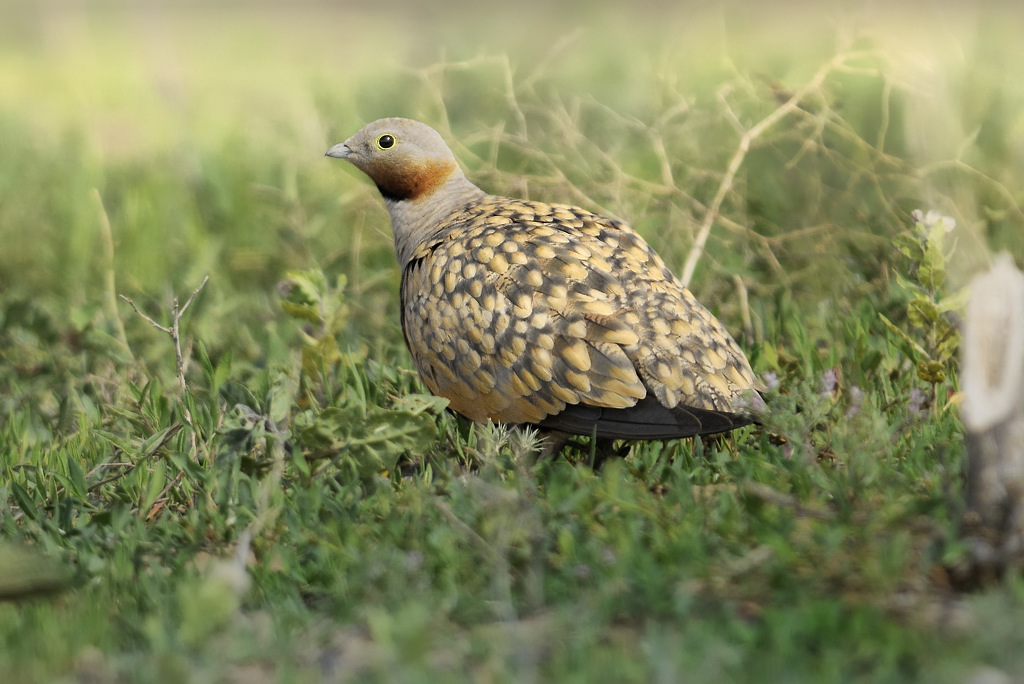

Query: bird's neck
[386,172,486,267]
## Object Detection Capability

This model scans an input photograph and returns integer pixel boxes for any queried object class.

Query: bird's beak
[325,142,352,159]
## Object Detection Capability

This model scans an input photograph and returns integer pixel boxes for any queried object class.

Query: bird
[326,118,765,441]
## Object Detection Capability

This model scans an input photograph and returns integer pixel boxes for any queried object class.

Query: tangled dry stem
[680,49,875,287]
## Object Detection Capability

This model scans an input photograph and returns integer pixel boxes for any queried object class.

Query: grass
[3,1,1024,681]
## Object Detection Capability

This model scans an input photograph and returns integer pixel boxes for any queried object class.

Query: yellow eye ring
[376,134,396,150]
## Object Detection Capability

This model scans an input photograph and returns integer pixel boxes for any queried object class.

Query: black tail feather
[536,394,760,440]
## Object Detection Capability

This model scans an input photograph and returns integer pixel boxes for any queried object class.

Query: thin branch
[119,295,172,335]
[647,128,676,189]
[177,276,209,318]
[171,276,211,397]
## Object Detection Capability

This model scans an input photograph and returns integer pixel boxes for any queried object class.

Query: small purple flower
[845,385,864,418]
[820,368,839,397]
[762,371,780,392]
[573,564,592,580]
[404,550,424,572]
[908,387,927,416]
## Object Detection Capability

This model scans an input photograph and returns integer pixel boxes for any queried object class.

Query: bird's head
[326,118,464,203]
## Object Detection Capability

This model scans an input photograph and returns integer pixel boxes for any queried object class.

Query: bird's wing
[400,198,761,435]
[401,216,646,424]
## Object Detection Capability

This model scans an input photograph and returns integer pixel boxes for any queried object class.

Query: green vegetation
[2,3,1024,681]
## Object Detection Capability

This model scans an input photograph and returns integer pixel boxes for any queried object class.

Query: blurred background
[1,0,1022,364]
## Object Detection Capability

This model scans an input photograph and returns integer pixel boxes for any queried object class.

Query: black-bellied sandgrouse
[327,118,765,440]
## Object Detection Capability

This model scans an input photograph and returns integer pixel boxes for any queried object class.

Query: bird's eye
[376,134,396,150]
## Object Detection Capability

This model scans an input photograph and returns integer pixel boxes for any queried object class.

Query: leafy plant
[880,210,965,402]
[277,268,448,482]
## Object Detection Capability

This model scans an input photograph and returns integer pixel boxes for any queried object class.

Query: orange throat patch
[372,159,457,202]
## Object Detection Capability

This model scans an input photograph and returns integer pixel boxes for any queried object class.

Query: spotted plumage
[327,118,765,440]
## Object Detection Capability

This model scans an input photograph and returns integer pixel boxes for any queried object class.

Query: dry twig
[120,275,210,456]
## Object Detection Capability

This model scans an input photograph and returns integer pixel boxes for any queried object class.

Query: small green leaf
[937,286,969,313]
[10,482,39,521]
[392,393,450,416]
[892,233,922,261]
[934,329,962,363]
[197,340,214,379]
[926,214,954,248]
[893,272,923,297]
[906,298,939,328]
[141,459,168,516]
[213,350,232,395]
[918,241,946,292]
[291,448,310,477]
[279,300,323,325]
[92,429,133,454]
[139,425,182,457]
[220,380,262,411]
[66,455,88,500]
[280,269,327,307]
[267,369,298,425]
[877,313,929,358]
